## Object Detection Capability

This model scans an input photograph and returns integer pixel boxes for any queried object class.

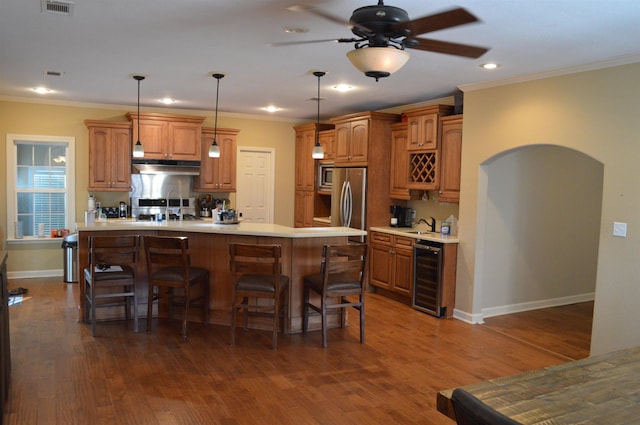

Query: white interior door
[236,147,274,223]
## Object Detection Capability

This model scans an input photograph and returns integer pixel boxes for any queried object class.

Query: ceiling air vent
[41,0,74,16]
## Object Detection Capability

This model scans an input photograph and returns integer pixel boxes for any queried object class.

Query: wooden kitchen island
[75,220,365,334]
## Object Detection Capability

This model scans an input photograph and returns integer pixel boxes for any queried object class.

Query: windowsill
[7,237,65,245]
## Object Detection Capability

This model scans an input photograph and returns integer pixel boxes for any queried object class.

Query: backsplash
[407,191,459,234]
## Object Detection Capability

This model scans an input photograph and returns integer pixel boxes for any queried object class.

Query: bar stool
[302,243,368,348]
[84,235,141,336]
[229,243,289,350]
[144,236,210,338]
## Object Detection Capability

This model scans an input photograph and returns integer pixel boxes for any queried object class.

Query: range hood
[131,159,201,176]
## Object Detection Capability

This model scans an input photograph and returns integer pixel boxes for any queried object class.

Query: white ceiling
[2,0,640,122]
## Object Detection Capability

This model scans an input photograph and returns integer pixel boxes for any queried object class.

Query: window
[6,134,75,240]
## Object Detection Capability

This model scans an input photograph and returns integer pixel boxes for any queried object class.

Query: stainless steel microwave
[318,163,333,192]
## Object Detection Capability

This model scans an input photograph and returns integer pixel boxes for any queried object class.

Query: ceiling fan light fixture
[346,47,410,81]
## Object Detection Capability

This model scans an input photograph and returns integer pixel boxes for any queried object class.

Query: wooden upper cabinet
[295,125,316,191]
[404,105,454,151]
[331,112,398,167]
[85,120,132,192]
[126,113,205,160]
[194,127,239,192]
[333,118,369,165]
[318,129,336,162]
[294,123,334,192]
[438,115,463,203]
[389,122,421,200]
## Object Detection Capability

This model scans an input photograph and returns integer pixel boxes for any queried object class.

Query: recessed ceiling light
[284,26,308,34]
[262,105,281,113]
[332,84,353,92]
[32,87,52,94]
[481,63,500,70]
[159,98,176,104]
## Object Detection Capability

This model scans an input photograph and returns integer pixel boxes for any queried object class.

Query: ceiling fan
[277,1,490,80]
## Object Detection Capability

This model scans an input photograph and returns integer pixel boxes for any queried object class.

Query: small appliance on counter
[119,201,128,219]
[217,209,238,224]
[390,205,412,227]
[101,207,120,219]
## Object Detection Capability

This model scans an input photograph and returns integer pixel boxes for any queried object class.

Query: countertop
[75,219,367,239]
[369,226,459,243]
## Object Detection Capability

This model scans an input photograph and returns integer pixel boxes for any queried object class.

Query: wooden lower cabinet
[294,191,315,228]
[369,231,414,298]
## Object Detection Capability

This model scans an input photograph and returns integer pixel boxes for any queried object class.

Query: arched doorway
[475,144,603,321]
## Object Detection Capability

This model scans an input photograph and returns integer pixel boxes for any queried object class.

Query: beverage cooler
[412,240,445,317]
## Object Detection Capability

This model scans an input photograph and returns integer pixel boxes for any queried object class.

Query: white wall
[459,61,640,355]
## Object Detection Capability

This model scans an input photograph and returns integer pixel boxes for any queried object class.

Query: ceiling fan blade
[287,4,372,33]
[409,37,489,58]
[395,7,480,36]
[267,38,358,47]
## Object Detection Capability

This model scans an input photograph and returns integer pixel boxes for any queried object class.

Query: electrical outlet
[411,210,416,219]
[613,221,627,237]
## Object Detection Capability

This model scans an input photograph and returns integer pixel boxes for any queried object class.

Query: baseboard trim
[7,269,63,280]
[452,292,595,325]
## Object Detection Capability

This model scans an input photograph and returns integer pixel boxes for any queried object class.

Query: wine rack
[407,151,438,189]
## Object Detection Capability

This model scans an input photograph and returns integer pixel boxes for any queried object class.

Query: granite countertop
[75,219,366,239]
[369,226,459,243]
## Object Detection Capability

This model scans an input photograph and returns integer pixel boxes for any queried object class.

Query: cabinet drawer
[371,231,392,245]
[394,236,415,250]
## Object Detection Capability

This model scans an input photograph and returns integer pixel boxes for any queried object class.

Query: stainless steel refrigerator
[331,167,366,240]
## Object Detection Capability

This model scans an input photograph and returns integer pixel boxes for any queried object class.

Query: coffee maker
[119,201,128,219]
[390,205,412,228]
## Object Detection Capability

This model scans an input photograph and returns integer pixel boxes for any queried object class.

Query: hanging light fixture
[132,75,145,158]
[208,73,225,158]
[311,71,325,160]
[346,46,410,82]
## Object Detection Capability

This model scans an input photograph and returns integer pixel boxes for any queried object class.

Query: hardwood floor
[3,277,591,425]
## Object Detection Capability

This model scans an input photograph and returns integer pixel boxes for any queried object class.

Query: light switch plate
[613,222,627,237]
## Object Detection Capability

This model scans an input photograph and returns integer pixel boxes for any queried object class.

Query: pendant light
[208,73,225,158]
[311,71,325,160]
[132,75,145,158]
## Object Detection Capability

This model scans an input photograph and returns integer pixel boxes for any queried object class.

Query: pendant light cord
[313,71,326,145]
[212,73,224,144]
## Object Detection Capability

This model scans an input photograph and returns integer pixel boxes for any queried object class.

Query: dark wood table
[437,345,640,424]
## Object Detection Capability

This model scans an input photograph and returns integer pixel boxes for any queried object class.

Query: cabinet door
[390,128,412,200]
[110,127,133,189]
[318,130,335,161]
[168,122,201,160]
[88,126,131,191]
[334,123,351,164]
[439,116,463,203]
[407,113,438,151]
[295,129,315,191]
[195,130,237,192]
[393,248,414,296]
[216,134,237,191]
[135,119,166,159]
[369,243,393,289]
[348,119,369,163]
[88,127,111,189]
[294,191,314,228]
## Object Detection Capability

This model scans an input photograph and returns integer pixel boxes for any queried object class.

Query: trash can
[62,233,78,283]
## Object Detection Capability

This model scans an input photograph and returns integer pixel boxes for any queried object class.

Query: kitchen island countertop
[76,219,366,239]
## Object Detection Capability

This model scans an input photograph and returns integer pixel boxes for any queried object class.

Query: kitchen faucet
[415,217,437,232]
